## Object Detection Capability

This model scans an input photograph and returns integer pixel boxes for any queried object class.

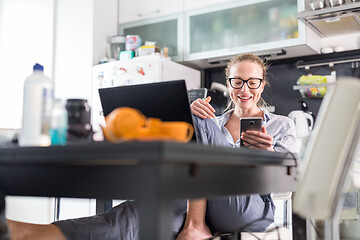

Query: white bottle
[19,63,54,146]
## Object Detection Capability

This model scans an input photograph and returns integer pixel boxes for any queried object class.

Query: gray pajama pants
[53,195,274,240]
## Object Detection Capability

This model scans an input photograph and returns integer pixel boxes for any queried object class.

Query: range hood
[298,1,360,37]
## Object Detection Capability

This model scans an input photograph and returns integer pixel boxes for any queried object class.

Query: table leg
[0,191,10,240]
[95,199,113,214]
[137,163,174,240]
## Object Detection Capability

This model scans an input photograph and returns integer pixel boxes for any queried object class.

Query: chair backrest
[293,77,360,220]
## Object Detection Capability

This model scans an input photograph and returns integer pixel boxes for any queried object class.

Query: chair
[293,77,360,240]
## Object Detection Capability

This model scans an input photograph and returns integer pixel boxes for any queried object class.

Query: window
[0,0,54,129]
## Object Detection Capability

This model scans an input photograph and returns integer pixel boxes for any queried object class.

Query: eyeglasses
[228,77,263,89]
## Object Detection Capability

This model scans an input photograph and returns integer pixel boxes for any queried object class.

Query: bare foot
[7,220,65,240]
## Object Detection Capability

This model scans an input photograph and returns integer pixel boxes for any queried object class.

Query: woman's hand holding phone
[241,126,274,151]
[190,96,216,119]
[191,100,275,151]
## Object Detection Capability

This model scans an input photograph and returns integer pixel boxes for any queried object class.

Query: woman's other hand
[176,223,212,240]
[190,96,216,119]
[241,126,274,151]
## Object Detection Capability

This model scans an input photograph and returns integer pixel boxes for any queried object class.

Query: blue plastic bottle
[49,99,67,145]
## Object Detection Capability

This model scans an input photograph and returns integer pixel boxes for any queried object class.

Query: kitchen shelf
[293,82,335,90]
[293,82,334,98]
[297,57,360,69]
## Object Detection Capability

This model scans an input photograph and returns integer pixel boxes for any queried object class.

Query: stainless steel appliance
[298,0,360,37]
[310,0,326,10]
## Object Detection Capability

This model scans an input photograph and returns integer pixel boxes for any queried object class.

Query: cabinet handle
[137,9,161,17]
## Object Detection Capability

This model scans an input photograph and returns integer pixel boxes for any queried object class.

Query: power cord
[243,141,298,168]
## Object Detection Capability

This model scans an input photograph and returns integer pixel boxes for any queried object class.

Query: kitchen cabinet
[185,0,299,59]
[183,0,237,11]
[118,0,182,24]
[184,0,320,67]
[119,14,183,61]
[118,0,320,68]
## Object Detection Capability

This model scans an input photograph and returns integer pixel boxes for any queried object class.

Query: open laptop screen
[98,80,196,141]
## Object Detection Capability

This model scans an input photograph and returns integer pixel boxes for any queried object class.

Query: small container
[309,0,326,10]
[125,35,142,51]
[138,45,156,57]
[119,50,135,60]
[329,0,345,6]
[110,35,126,60]
[49,99,67,145]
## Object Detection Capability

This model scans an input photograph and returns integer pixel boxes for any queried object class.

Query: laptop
[98,80,196,141]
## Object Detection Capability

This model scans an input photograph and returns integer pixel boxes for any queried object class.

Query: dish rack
[294,62,337,98]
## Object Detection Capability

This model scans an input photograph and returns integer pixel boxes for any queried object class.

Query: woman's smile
[238,95,253,101]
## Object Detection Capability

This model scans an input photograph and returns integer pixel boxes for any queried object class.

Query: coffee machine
[188,83,229,116]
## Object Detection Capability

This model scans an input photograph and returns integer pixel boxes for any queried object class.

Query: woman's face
[227,61,264,111]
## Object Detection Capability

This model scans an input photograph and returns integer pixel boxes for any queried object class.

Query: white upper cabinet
[119,0,183,24]
[184,0,320,67]
[118,0,321,68]
[119,14,183,61]
[183,0,237,11]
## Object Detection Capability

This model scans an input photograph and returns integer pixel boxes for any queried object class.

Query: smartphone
[240,117,263,146]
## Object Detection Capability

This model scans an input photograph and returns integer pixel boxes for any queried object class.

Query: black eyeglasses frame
[228,77,263,89]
